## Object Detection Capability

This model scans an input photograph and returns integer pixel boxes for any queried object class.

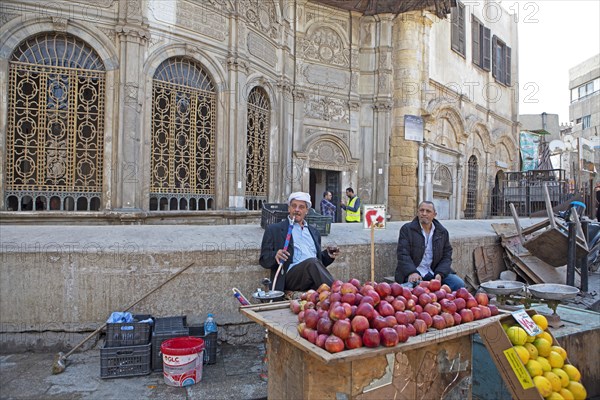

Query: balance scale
[480,280,580,328]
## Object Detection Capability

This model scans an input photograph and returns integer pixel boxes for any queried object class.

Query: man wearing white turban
[259,192,339,292]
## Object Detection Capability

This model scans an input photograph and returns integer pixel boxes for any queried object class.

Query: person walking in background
[595,181,600,221]
[320,191,336,222]
[395,201,465,291]
[341,187,361,223]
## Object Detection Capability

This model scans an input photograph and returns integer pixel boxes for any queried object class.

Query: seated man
[395,201,465,291]
[260,192,339,292]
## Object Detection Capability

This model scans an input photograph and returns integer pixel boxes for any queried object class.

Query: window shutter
[458,4,465,55]
[451,7,459,52]
[505,46,512,85]
[472,18,480,66]
[492,35,498,79]
[483,27,491,71]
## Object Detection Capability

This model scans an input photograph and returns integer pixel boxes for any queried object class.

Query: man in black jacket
[395,201,465,291]
[259,192,339,291]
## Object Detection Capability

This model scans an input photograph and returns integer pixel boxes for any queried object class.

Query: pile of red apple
[290,278,498,353]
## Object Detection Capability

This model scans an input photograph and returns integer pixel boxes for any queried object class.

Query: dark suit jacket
[259,219,334,291]
[395,217,453,283]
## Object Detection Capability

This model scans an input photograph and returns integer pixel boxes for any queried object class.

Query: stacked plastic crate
[100,315,153,378]
[151,316,189,371]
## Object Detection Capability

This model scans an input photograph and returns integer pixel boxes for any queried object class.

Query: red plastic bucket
[161,336,205,387]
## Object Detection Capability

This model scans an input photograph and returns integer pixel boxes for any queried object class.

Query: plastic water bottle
[204,313,218,334]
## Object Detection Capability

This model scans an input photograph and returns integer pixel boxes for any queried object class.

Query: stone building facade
[0,0,519,223]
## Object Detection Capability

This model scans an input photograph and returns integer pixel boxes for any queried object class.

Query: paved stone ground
[0,342,267,400]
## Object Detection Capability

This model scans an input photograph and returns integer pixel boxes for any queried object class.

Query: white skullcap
[288,192,312,209]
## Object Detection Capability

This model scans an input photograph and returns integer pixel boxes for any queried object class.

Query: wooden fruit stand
[241,302,502,399]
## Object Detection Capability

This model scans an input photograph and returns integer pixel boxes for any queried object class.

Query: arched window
[150,57,216,211]
[465,155,478,218]
[5,33,105,211]
[245,87,270,211]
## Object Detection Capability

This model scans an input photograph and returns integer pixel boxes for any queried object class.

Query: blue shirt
[320,198,336,218]
[289,219,317,271]
[416,223,435,277]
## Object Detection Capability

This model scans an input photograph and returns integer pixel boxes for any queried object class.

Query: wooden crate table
[241,302,501,400]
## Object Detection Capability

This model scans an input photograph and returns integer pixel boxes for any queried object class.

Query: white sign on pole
[363,205,386,229]
[404,115,424,142]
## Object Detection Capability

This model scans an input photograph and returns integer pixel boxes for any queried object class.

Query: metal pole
[579,220,589,292]
[566,218,577,287]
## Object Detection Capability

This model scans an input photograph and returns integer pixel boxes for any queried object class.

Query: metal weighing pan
[527,284,579,301]
[480,280,525,296]
[252,290,286,303]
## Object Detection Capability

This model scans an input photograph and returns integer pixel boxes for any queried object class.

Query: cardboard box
[477,310,548,400]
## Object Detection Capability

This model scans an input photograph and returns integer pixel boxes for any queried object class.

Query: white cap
[288,192,312,209]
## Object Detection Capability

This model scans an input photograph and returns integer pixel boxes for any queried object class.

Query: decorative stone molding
[301,26,349,67]
[305,127,349,142]
[247,32,277,67]
[227,56,250,73]
[306,10,348,32]
[0,13,19,27]
[302,64,349,90]
[115,24,149,41]
[373,101,393,111]
[149,1,226,42]
[52,17,68,32]
[305,96,349,123]
[348,101,360,112]
[307,141,346,165]
[239,0,279,40]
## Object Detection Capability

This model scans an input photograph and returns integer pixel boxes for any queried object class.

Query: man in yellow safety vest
[341,187,361,223]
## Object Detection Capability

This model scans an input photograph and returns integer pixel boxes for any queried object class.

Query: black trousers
[284,258,334,291]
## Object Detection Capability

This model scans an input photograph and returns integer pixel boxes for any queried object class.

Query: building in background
[0,0,519,223]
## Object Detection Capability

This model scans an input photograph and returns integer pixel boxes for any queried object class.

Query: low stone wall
[0,220,518,352]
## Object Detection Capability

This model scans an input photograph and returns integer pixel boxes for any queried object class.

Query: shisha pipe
[270,219,294,294]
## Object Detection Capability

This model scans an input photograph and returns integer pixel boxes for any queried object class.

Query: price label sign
[511,310,542,337]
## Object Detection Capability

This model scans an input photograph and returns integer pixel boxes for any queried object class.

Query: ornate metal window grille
[5,33,105,211]
[245,87,270,211]
[150,58,216,211]
[465,155,478,218]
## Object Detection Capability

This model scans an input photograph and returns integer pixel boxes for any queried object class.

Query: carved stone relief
[306,10,348,32]
[302,64,349,90]
[248,32,277,67]
[307,141,346,165]
[305,96,349,124]
[0,13,19,26]
[305,127,348,142]
[302,26,349,67]
[239,0,279,40]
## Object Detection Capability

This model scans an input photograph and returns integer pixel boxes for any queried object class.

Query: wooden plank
[268,333,305,400]
[240,302,501,365]
[474,245,505,283]
[523,228,588,267]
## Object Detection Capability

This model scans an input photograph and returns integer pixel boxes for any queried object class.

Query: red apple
[380,327,399,347]
[390,282,403,297]
[316,333,328,348]
[414,304,423,314]
[488,304,499,316]
[445,293,455,301]
[405,298,416,311]
[479,305,491,318]
[452,312,462,325]
[366,290,381,306]
[351,315,370,334]
[429,293,438,303]
[375,282,392,298]
[341,292,356,305]
[317,316,333,335]
[401,287,412,300]
[332,319,351,340]
[349,278,361,289]
[429,279,442,292]
[362,328,381,348]
[412,286,426,297]
[350,305,357,318]
[360,284,374,296]
[459,308,474,323]
[394,324,410,343]
[330,292,342,304]
[329,305,346,321]
[471,306,483,320]
[342,302,353,318]
[404,310,416,324]
[297,310,305,323]
[418,280,430,289]
[424,303,440,316]
[290,300,302,314]
[419,313,433,328]
[433,290,446,301]
[360,295,375,306]
[440,299,457,314]
[325,335,345,353]
[320,298,331,311]
[466,297,478,309]
[310,291,320,304]
[341,282,358,295]
[413,319,428,334]
[456,288,470,300]
[344,332,363,349]
[317,283,331,293]
[384,295,395,304]
[354,293,363,304]
[391,299,406,312]
[475,292,489,306]
[453,298,466,311]
[304,327,318,344]
[304,309,319,329]
[377,301,395,317]
[441,284,452,293]
[441,312,455,327]
[303,301,315,310]
[356,302,376,320]
[395,311,409,325]
[432,315,446,330]
[297,322,306,337]
[384,315,397,328]
[371,316,389,331]
[405,323,417,337]
[419,293,433,307]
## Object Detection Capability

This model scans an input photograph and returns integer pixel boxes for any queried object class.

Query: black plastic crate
[100,343,151,379]
[306,208,331,236]
[154,316,187,333]
[151,329,189,371]
[189,325,217,365]
[105,314,152,347]
[260,203,288,228]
